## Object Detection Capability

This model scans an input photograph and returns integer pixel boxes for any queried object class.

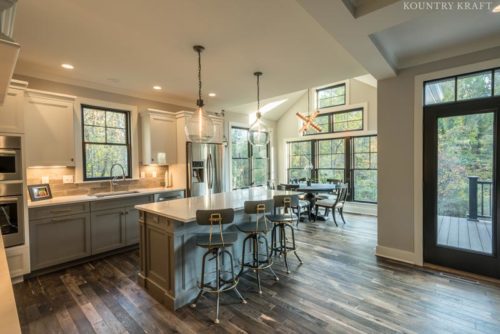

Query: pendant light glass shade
[185,45,214,143]
[185,106,214,143]
[248,72,270,146]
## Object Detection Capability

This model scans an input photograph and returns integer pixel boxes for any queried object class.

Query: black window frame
[350,135,377,203]
[316,83,346,109]
[81,104,132,181]
[230,126,270,189]
[424,67,500,106]
[303,107,364,136]
[287,134,377,203]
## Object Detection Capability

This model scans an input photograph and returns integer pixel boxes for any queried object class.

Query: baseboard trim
[375,245,418,265]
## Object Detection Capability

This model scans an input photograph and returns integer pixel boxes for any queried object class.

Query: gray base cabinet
[29,191,183,272]
[91,208,126,254]
[30,213,91,271]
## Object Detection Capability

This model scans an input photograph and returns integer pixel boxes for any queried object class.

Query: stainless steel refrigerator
[186,142,225,197]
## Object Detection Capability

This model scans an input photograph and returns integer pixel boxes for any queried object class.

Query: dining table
[281,183,339,221]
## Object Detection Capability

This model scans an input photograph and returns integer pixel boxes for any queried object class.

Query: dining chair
[314,183,348,226]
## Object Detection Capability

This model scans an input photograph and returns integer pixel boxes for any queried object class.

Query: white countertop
[0,237,21,334]
[28,187,185,208]
[135,188,301,223]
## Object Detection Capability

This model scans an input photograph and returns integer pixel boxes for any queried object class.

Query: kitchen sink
[92,190,141,198]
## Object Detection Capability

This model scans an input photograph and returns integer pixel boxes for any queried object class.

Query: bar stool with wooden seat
[237,199,279,295]
[266,195,303,274]
[190,208,247,324]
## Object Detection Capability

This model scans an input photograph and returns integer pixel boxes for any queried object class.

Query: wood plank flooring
[13,214,500,334]
[437,215,493,253]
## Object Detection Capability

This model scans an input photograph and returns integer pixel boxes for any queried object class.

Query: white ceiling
[12,0,500,115]
[12,0,366,113]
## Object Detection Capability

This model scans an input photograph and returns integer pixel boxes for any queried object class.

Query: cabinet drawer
[90,195,153,211]
[29,202,90,220]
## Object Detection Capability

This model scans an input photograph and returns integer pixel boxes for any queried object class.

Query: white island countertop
[0,236,21,334]
[135,188,301,223]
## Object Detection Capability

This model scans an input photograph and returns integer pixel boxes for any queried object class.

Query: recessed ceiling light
[208,93,216,97]
[493,4,500,12]
[61,63,74,70]
[153,85,162,90]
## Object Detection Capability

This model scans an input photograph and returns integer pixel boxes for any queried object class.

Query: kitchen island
[135,188,299,310]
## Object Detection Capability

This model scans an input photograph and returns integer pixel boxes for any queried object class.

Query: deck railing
[468,176,493,221]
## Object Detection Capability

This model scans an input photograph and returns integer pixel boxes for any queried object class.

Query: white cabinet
[0,87,24,133]
[25,90,76,167]
[141,110,177,165]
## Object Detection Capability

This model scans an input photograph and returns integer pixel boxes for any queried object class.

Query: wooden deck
[438,215,493,254]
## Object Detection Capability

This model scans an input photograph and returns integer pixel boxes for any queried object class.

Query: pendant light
[185,45,214,143]
[248,72,270,146]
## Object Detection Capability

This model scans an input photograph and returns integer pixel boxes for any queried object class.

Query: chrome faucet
[110,163,126,192]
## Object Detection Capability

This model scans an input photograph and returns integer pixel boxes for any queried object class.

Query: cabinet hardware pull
[50,218,69,223]
[50,209,73,214]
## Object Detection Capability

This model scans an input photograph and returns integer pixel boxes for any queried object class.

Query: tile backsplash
[27,166,170,197]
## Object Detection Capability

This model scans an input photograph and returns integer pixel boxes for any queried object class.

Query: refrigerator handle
[207,153,213,189]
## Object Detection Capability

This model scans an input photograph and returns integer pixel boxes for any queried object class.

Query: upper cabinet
[24,90,76,167]
[141,109,177,165]
[0,85,25,133]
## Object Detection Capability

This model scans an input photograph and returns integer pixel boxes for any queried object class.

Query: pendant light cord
[254,71,262,118]
[194,45,205,107]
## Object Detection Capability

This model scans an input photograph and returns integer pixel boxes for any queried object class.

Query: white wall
[275,78,378,184]
[377,46,500,264]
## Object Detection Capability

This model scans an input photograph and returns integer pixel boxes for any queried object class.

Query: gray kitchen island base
[135,189,300,311]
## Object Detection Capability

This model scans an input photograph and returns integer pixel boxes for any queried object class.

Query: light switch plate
[140,171,146,178]
[41,176,49,184]
[152,171,157,178]
[63,175,74,184]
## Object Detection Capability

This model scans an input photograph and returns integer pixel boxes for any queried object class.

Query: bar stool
[190,208,246,324]
[266,195,303,274]
[237,199,279,295]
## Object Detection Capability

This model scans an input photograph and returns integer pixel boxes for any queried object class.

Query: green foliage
[437,112,493,217]
[457,71,492,101]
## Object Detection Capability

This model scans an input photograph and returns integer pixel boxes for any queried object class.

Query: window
[288,141,313,181]
[351,136,377,202]
[316,139,345,183]
[424,67,500,106]
[287,135,378,203]
[333,109,363,132]
[303,108,364,136]
[231,127,270,189]
[317,84,346,109]
[82,105,131,180]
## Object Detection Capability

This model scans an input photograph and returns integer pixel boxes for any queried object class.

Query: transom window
[317,84,346,109]
[82,105,131,180]
[303,108,364,136]
[424,68,500,106]
[231,127,270,189]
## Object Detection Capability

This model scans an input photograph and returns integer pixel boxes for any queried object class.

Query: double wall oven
[0,136,24,248]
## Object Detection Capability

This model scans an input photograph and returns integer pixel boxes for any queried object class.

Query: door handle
[0,149,17,156]
[207,153,213,189]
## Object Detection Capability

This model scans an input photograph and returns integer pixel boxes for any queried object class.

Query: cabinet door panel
[25,95,75,166]
[0,89,23,133]
[125,206,140,245]
[30,213,91,270]
[150,116,177,164]
[91,208,126,254]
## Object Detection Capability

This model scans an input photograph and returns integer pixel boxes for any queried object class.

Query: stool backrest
[196,208,235,226]
[244,199,274,214]
[196,208,235,248]
[273,194,299,215]
[244,199,273,232]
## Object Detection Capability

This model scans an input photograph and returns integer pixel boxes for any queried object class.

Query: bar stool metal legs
[239,232,279,294]
[191,247,247,324]
[270,222,303,274]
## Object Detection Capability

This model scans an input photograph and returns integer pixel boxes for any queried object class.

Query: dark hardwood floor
[14,214,500,334]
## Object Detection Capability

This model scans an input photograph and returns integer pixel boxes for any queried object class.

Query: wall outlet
[41,176,49,184]
[152,171,157,178]
[63,175,74,184]
[140,171,146,178]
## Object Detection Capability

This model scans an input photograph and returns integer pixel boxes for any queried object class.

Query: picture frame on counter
[28,184,53,201]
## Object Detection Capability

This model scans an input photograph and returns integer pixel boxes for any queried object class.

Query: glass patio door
[424,99,500,278]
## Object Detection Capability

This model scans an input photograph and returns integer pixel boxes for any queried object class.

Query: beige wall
[275,79,378,184]
[377,46,500,259]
